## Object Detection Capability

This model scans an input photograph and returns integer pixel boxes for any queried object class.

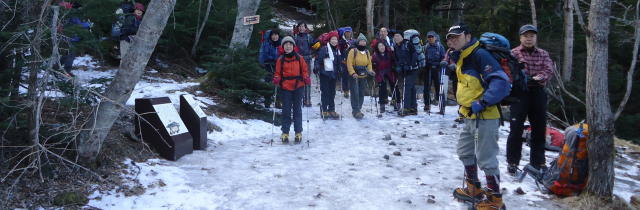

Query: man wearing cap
[506,24,554,175]
[446,23,510,210]
[423,31,446,113]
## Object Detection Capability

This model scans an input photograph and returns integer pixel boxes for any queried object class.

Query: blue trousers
[280,87,304,133]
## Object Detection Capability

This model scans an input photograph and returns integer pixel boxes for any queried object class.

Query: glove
[368,71,376,77]
[532,74,544,81]
[471,100,486,114]
[304,77,311,85]
[272,77,281,86]
[352,73,358,79]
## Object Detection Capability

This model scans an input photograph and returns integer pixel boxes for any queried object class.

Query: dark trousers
[319,74,337,112]
[350,77,367,113]
[340,63,350,92]
[281,87,304,134]
[60,52,76,73]
[402,70,418,110]
[423,65,441,105]
[506,86,548,166]
[379,74,398,105]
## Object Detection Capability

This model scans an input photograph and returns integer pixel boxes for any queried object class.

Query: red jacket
[372,50,396,83]
[274,54,309,91]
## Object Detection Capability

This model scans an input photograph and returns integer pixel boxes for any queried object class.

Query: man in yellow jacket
[446,24,510,210]
[346,33,375,119]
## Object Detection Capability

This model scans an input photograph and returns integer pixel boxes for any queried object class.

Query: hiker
[259,29,282,108]
[273,36,310,144]
[394,30,420,116]
[58,1,91,77]
[371,27,393,49]
[390,31,405,111]
[506,24,554,175]
[294,22,315,107]
[447,23,510,210]
[119,2,144,58]
[346,33,375,119]
[314,31,341,120]
[372,41,397,114]
[423,31,446,113]
[338,26,355,98]
[118,0,134,14]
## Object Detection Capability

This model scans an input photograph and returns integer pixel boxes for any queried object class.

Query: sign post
[135,97,193,161]
[243,15,260,25]
[180,94,208,150]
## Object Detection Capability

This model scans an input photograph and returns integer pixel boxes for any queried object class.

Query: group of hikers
[259,22,555,210]
[54,0,145,77]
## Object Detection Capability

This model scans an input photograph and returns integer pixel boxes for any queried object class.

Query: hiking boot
[453,180,485,203]
[408,108,418,115]
[304,100,312,107]
[423,105,431,114]
[353,112,364,119]
[380,105,386,113]
[507,164,519,176]
[343,91,350,98]
[474,191,506,210]
[398,108,413,117]
[275,101,283,109]
[329,112,341,119]
[280,133,289,144]
[294,133,302,144]
[321,112,331,119]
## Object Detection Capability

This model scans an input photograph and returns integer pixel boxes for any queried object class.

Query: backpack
[350,48,371,75]
[111,14,126,39]
[278,54,304,88]
[260,30,272,44]
[403,29,427,68]
[542,123,589,196]
[479,32,528,105]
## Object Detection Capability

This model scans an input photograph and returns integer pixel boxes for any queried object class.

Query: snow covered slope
[84,73,639,210]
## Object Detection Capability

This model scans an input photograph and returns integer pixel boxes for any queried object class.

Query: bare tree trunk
[562,0,574,82]
[382,0,390,27]
[76,0,177,166]
[191,0,213,57]
[584,0,615,199]
[26,1,51,145]
[229,0,261,50]
[614,0,640,121]
[366,0,374,38]
[529,0,538,26]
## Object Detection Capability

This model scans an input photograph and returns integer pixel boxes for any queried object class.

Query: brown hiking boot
[453,180,485,203]
[474,191,506,210]
[329,112,340,119]
[321,112,331,119]
[343,90,350,98]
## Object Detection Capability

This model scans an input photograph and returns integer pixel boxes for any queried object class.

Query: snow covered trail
[86,73,638,210]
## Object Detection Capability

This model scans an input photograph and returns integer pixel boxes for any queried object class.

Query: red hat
[134,3,145,12]
[328,31,339,39]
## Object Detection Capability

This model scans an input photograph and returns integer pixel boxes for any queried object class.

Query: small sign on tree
[243,15,260,25]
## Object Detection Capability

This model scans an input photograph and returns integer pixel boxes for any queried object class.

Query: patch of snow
[72,54,98,68]
[292,6,316,16]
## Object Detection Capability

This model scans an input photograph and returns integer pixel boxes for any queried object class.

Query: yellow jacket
[452,39,511,119]
[346,48,374,79]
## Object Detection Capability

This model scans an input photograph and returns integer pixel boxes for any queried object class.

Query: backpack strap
[279,54,304,89]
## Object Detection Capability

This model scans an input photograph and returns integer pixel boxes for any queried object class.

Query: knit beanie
[281,36,295,46]
[357,33,367,43]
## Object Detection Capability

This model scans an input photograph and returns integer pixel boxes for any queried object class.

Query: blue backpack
[479,32,528,105]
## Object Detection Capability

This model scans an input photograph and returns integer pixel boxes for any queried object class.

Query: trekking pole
[400,74,406,116]
[426,66,432,115]
[315,73,325,121]
[270,85,278,146]
[389,77,400,113]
